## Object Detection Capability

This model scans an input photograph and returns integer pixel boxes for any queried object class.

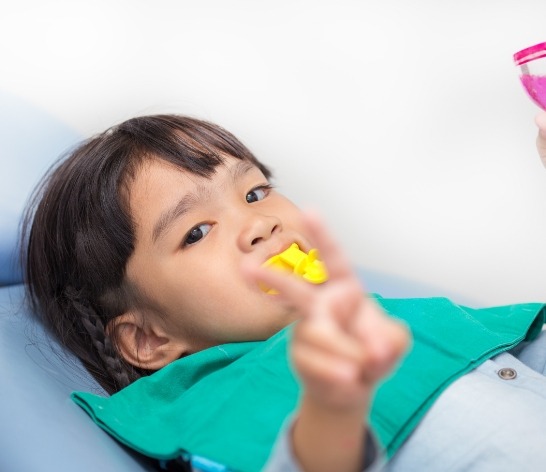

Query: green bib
[73,297,545,472]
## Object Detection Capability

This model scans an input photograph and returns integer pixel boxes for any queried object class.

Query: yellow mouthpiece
[262,243,328,294]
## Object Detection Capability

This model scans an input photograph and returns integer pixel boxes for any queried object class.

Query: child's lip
[264,240,304,264]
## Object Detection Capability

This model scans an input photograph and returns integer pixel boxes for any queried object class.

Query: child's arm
[536,112,546,167]
[247,212,410,472]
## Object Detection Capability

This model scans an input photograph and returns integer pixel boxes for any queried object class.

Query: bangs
[115,115,271,180]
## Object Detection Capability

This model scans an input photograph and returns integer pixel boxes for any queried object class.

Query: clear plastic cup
[514,42,546,110]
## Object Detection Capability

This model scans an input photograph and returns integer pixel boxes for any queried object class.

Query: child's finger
[295,314,368,366]
[352,300,411,378]
[314,281,365,330]
[242,262,317,315]
[292,341,360,385]
[301,211,356,282]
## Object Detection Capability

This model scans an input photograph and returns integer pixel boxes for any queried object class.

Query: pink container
[514,42,546,110]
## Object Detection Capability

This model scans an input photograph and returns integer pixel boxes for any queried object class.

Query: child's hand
[536,112,546,167]
[249,212,410,411]
[248,212,409,472]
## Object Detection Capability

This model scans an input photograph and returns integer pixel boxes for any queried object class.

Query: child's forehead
[134,155,259,183]
[126,156,263,211]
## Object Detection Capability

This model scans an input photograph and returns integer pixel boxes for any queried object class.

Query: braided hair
[66,286,132,390]
[22,114,271,394]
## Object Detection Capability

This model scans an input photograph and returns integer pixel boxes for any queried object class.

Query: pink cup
[514,42,546,110]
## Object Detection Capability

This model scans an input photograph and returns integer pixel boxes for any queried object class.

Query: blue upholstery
[0,91,80,286]
[0,284,156,471]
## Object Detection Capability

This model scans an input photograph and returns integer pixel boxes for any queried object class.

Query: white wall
[2,0,546,305]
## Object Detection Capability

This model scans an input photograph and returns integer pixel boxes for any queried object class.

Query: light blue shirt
[265,331,546,472]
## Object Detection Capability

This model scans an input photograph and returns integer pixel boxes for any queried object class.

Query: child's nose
[237,212,282,252]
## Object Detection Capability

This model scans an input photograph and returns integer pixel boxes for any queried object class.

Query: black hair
[22,114,271,395]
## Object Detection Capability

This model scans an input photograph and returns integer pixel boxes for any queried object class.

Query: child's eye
[184,223,212,246]
[246,185,272,203]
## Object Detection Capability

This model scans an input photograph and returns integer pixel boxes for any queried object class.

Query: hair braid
[66,288,134,391]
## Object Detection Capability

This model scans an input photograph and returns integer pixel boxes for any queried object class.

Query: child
[23,114,546,472]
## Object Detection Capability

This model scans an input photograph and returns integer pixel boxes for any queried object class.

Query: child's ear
[106,313,188,371]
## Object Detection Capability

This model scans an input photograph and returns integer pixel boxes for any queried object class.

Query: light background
[2,0,546,305]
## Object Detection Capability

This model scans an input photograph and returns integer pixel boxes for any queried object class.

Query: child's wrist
[300,391,370,420]
[293,393,369,472]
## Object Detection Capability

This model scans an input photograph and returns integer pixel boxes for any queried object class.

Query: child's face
[124,156,312,353]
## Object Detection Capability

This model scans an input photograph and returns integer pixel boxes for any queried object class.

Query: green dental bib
[72,297,545,472]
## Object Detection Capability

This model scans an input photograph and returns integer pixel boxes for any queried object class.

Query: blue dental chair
[0,93,460,472]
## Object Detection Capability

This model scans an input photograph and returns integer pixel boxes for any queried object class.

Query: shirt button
[498,367,517,380]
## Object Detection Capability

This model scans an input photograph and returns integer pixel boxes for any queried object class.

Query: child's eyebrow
[152,191,201,244]
[151,160,257,244]
[230,160,256,184]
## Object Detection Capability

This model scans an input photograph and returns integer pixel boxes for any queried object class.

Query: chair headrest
[0,91,80,286]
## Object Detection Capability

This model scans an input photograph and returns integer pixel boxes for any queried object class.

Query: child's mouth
[261,243,328,294]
